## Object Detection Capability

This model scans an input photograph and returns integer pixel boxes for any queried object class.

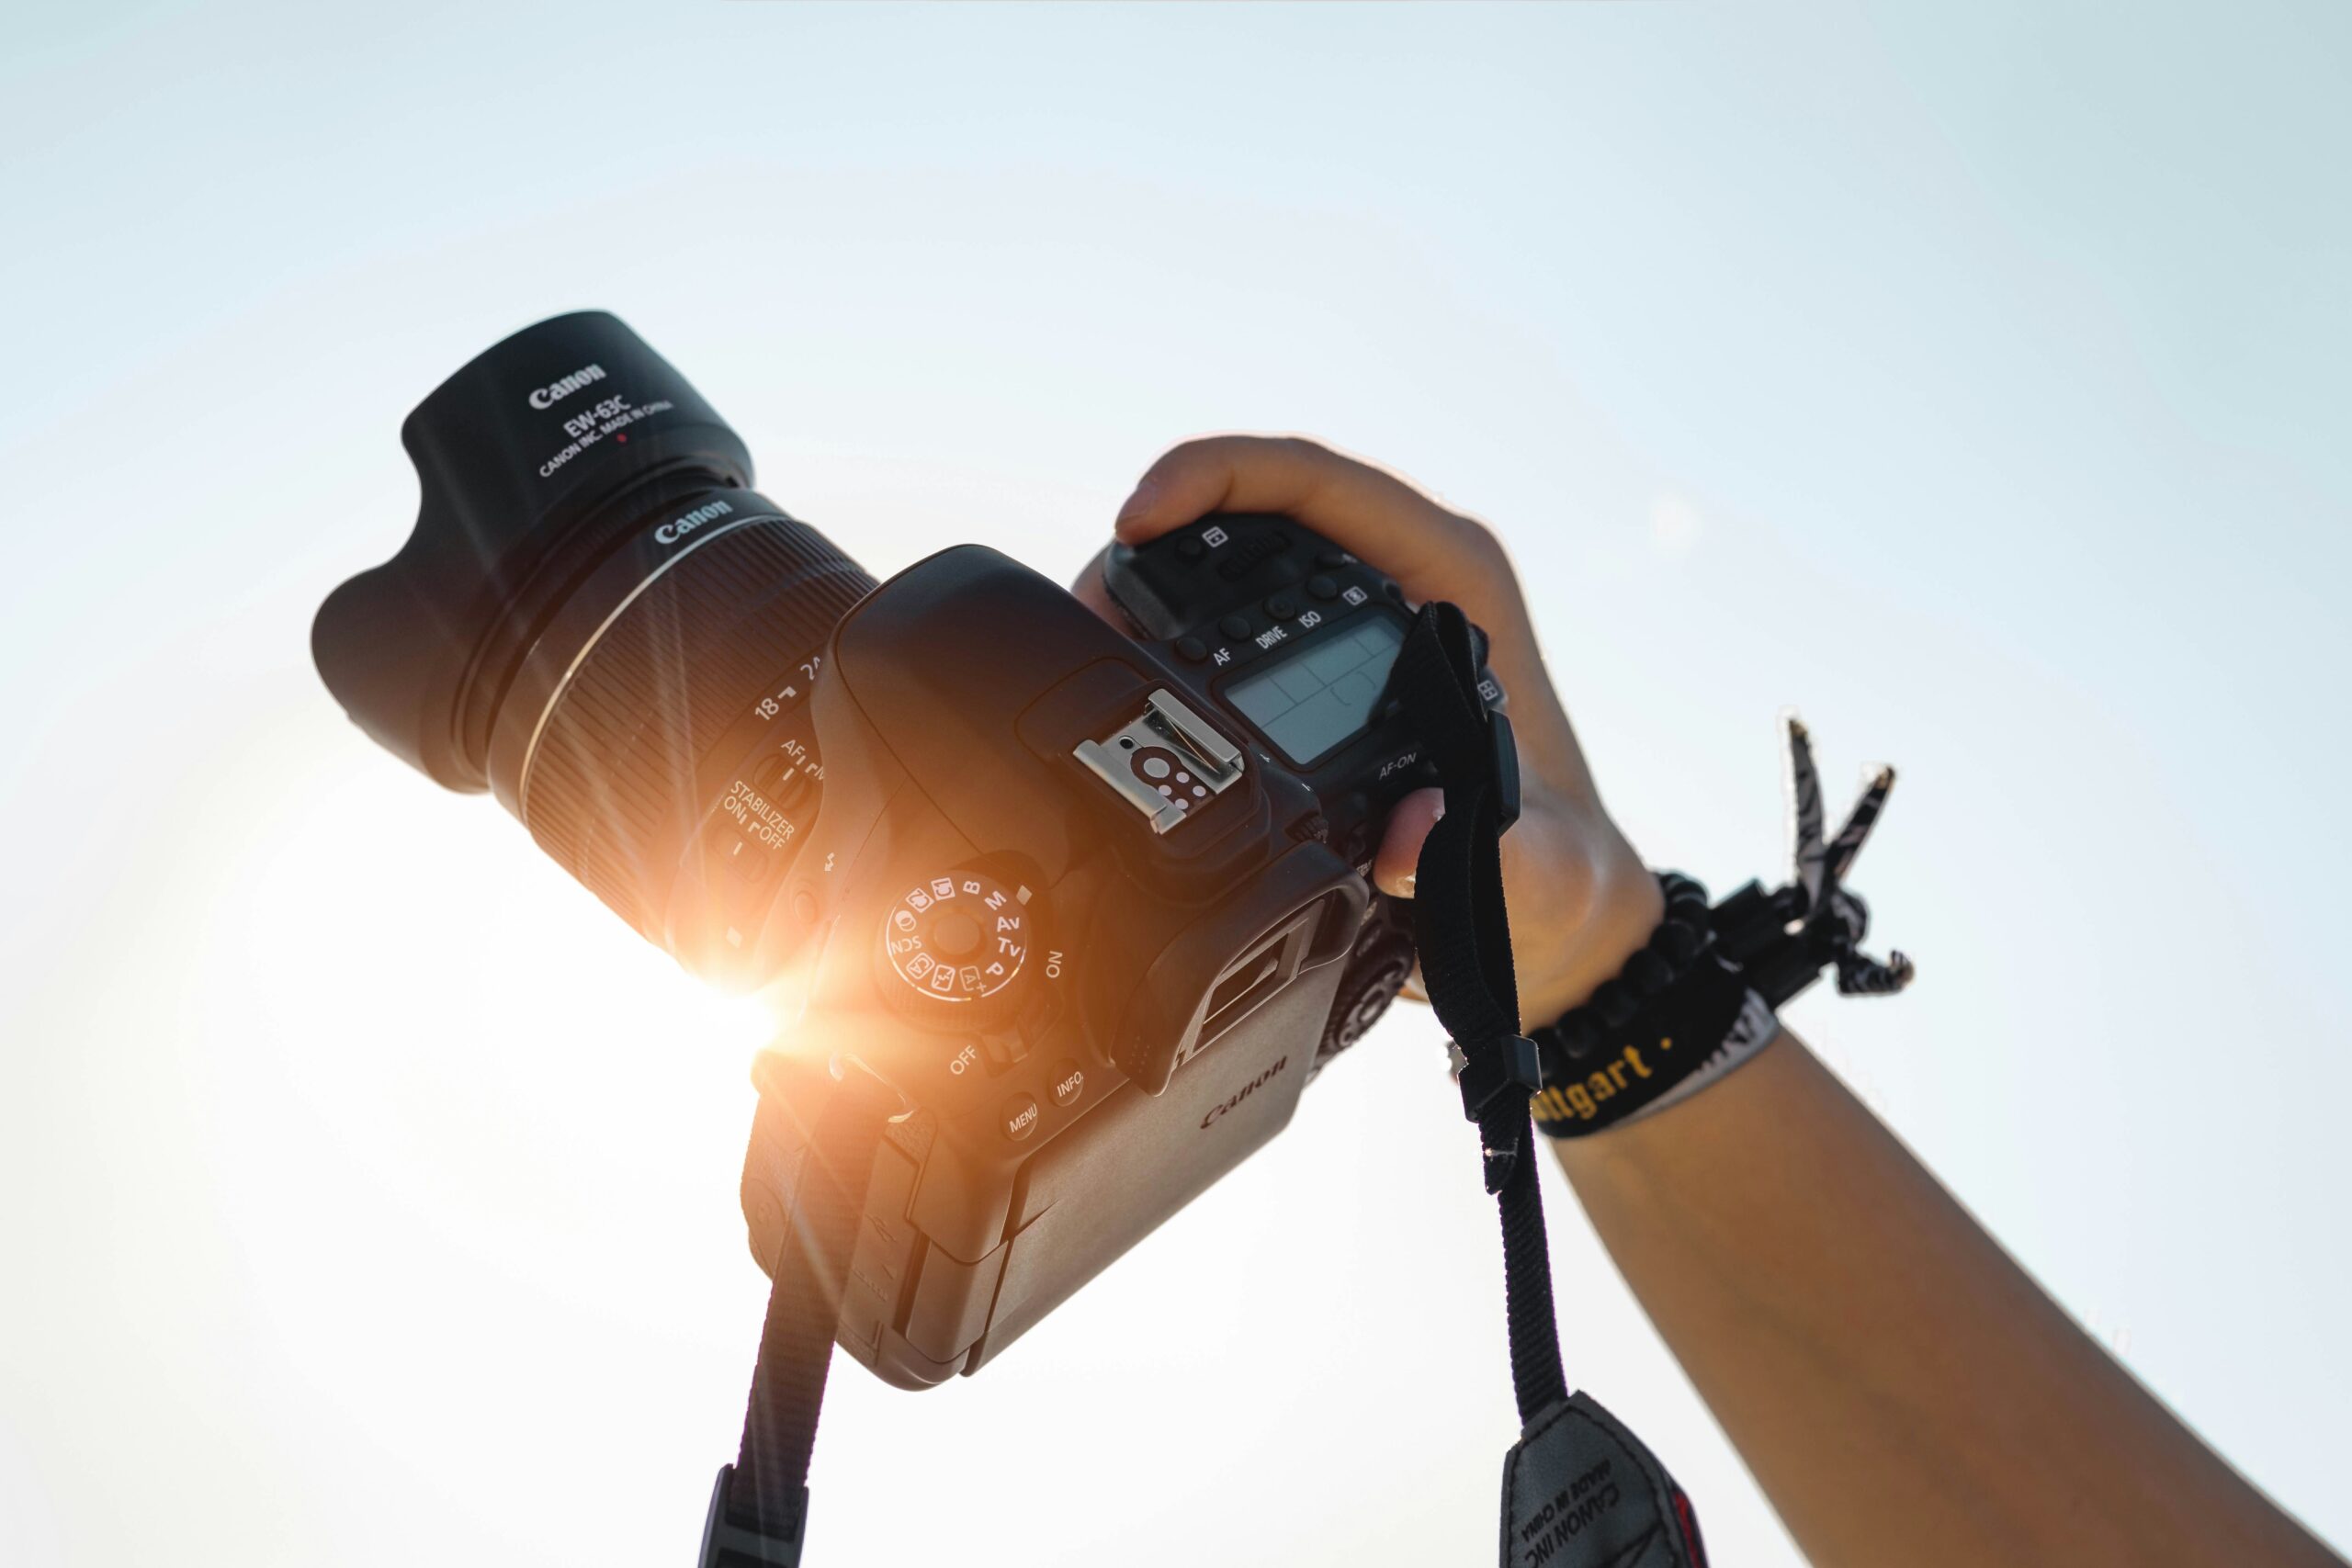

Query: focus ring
[521,517,875,936]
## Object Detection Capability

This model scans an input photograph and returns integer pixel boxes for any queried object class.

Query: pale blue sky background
[2,4,2346,1564]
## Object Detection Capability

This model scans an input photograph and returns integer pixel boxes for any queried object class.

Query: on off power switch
[879,869,1033,1032]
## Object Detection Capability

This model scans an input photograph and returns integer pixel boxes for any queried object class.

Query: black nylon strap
[1392,602,1707,1566]
[1392,603,1566,1423]
[703,1067,898,1568]
[1392,603,1520,1059]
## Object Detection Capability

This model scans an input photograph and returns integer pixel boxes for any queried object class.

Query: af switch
[745,750,817,815]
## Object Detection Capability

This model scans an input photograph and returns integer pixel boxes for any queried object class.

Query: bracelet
[1528,872,1773,1138]
[1529,722,1917,1136]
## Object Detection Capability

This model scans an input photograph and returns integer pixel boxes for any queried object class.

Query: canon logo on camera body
[526,363,606,409]
[1200,1055,1290,1130]
[654,500,733,546]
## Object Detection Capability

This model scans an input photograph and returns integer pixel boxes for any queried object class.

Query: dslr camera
[314,312,1499,1387]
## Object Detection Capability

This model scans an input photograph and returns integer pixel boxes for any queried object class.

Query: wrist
[1515,829,1663,1028]
[1526,871,1777,1140]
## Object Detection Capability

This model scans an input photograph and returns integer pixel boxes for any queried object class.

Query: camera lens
[490,491,871,945]
[313,312,875,974]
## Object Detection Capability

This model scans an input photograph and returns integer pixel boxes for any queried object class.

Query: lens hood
[312,310,753,789]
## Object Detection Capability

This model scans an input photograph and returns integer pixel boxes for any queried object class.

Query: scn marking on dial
[884,870,1029,1004]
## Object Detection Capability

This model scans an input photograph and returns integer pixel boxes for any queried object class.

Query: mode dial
[878,869,1034,1032]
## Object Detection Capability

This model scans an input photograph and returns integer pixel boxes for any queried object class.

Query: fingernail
[1396,871,1416,897]
[1114,480,1159,533]
[1430,801,1444,823]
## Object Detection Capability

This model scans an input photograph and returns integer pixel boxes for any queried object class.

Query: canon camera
[312,311,1501,1386]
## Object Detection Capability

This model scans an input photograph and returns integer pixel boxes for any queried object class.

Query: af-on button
[1001,1092,1042,1143]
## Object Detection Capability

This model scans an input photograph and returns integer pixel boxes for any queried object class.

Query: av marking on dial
[882,868,1032,1015]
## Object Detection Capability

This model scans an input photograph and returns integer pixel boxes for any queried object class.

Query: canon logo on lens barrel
[655,499,733,546]
[526,362,606,409]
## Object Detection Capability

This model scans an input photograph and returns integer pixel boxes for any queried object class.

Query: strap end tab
[701,1465,810,1568]
[1488,709,1521,831]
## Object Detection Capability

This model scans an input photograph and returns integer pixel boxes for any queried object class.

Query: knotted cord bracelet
[1528,872,1778,1138]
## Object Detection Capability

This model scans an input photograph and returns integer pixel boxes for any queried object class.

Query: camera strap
[1390,602,1710,1568]
[700,1066,899,1568]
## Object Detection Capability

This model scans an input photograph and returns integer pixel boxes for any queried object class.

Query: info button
[1048,1061,1086,1109]
[1000,1092,1042,1143]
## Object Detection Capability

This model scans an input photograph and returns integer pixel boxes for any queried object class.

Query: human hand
[1075,435,1663,1028]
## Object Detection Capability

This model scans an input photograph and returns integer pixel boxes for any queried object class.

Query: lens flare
[683,988,787,1060]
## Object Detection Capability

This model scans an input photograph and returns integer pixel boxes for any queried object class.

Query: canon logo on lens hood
[654,500,733,547]
[526,363,607,409]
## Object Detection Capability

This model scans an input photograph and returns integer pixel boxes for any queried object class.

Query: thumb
[1372,787,1446,897]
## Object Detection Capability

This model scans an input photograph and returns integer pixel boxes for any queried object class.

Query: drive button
[1001,1093,1042,1143]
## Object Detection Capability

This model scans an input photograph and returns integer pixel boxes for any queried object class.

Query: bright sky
[3,4,2347,1564]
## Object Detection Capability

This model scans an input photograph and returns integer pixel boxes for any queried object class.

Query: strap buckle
[1456,1032,1544,1122]
[701,1465,810,1568]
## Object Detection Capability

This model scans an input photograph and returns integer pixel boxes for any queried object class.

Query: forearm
[1551,1030,2340,1568]
[1104,438,2337,1562]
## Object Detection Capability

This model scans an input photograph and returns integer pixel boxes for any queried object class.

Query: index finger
[1111,434,1586,790]
[1113,435,1511,613]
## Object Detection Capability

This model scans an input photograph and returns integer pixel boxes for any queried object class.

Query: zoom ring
[522,517,876,936]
